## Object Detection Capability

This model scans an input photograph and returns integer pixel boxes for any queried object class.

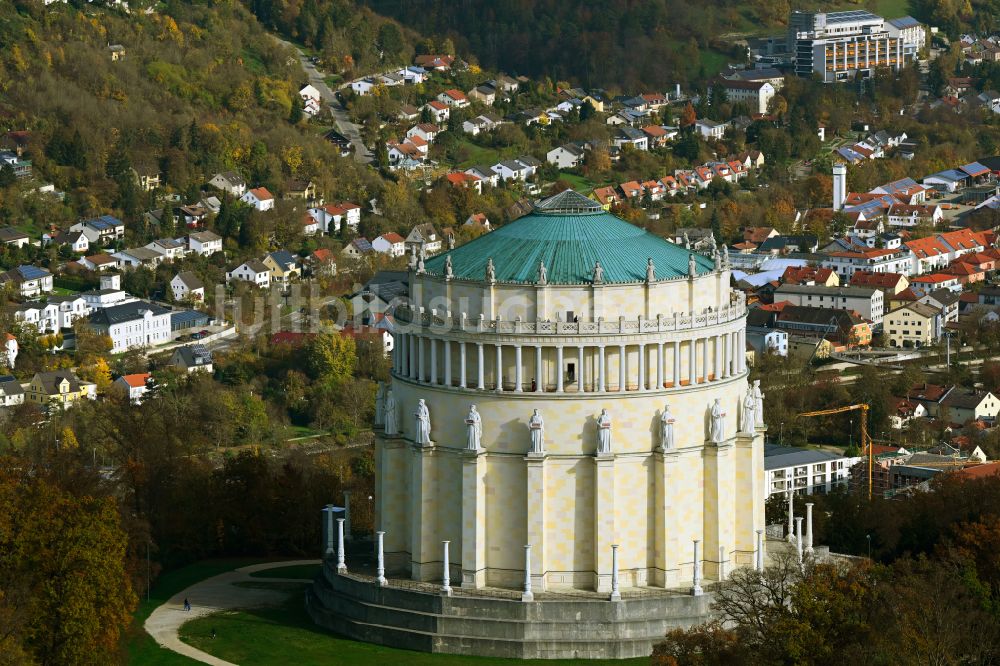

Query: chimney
[832,163,847,211]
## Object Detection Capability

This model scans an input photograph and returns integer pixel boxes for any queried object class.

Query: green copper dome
[423,190,715,284]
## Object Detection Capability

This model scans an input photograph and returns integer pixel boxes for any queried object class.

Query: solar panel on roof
[17,265,49,280]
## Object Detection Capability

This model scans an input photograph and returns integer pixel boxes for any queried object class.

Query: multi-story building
[87,300,172,353]
[774,283,884,326]
[883,301,941,348]
[789,10,923,83]
[765,444,861,498]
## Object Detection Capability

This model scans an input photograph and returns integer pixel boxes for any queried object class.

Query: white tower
[832,163,847,211]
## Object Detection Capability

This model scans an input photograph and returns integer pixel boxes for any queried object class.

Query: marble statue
[646,257,656,282]
[660,405,675,450]
[415,398,431,445]
[537,260,547,285]
[741,388,755,434]
[417,254,426,273]
[753,379,765,427]
[683,231,690,249]
[445,255,453,279]
[465,404,482,450]
[710,398,726,444]
[529,409,544,453]
[448,234,455,250]
[689,253,697,278]
[722,244,730,265]
[597,409,612,453]
[375,382,386,426]
[384,390,398,435]
[408,245,417,269]
[485,258,496,283]
[713,247,722,271]
[593,260,604,284]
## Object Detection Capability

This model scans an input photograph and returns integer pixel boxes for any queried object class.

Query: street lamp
[780,422,784,445]
[866,533,872,560]
[849,418,854,450]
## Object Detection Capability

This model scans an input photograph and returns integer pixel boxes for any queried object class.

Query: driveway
[144,559,320,665]
[277,39,373,164]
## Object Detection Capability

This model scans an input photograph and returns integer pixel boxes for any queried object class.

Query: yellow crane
[797,404,873,500]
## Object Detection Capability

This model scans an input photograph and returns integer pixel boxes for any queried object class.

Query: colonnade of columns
[392,329,747,393]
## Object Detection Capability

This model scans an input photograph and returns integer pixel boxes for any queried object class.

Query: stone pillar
[578,346,585,392]
[755,529,765,572]
[598,345,606,392]
[691,539,703,596]
[702,335,709,382]
[735,428,763,571]
[343,491,352,540]
[657,342,664,390]
[638,343,646,390]
[444,340,451,387]
[654,449,681,587]
[729,332,737,377]
[673,340,681,387]
[719,546,727,581]
[459,342,467,388]
[795,517,803,567]
[610,545,622,601]
[521,545,534,602]
[714,335,722,380]
[805,503,814,555]
[787,489,795,543]
[618,343,626,392]
[515,344,523,392]
[594,451,616,592]
[461,448,488,588]
[376,531,387,586]
[703,431,734,581]
[739,330,747,373]
[409,447,436,580]
[430,338,438,385]
[417,335,425,382]
[688,338,696,385]
[535,345,543,392]
[409,335,417,380]
[555,346,564,393]
[441,541,452,596]
[495,344,503,391]
[337,518,347,573]
[525,450,547,594]
[722,332,730,378]
[476,343,485,390]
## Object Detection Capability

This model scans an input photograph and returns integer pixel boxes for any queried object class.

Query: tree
[0,164,15,188]
[377,23,404,59]
[680,102,697,127]
[305,333,356,385]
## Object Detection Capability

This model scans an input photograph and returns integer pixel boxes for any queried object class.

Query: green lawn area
[556,172,595,195]
[281,424,328,441]
[453,139,513,170]
[125,558,274,666]
[49,286,79,296]
[181,585,647,666]
[248,563,321,580]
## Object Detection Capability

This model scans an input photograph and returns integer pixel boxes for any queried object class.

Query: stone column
[598,345,606,392]
[444,340,451,387]
[535,345,543,392]
[691,539,703,596]
[409,448,435,580]
[515,344,523,392]
[495,343,503,391]
[459,342,467,388]
[322,504,336,556]
[673,340,681,387]
[610,545,621,601]
[739,330,747,373]
[578,346,585,392]
[337,518,347,573]
[787,489,795,543]
[376,531,387,586]
[654,449,681,587]
[476,343,485,389]
[556,346,564,392]
[722,332,730,378]
[729,332,737,377]
[526,451,547,594]
[638,343,646,391]
[805,503,814,555]
[735,429,764,573]
[618,343,626,392]
[441,541,452,596]
[755,529,765,572]
[714,335,722,380]
[418,335,426,382]
[703,430,734,581]
[594,450,616,593]
[409,334,417,380]
[702,336,709,383]
[461,448,488,588]
[430,338,438,385]
[657,342,664,390]
[795,517,803,567]
[688,338,696,385]
[521,545,534,602]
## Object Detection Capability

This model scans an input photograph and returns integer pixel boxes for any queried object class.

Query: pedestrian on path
[183,598,190,612]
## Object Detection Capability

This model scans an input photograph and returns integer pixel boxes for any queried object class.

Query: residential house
[405,223,443,255]
[112,247,164,269]
[145,238,186,261]
[227,260,271,289]
[284,179,317,200]
[171,271,205,302]
[884,301,941,348]
[87,300,172,353]
[70,215,125,245]
[940,388,1000,424]
[349,271,409,325]
[3,335,16,370]
[350,78,376,96]
[406,123,440,143]
[424,100,450,123]
[0,376,24,407]
[464,166,499,188]
[821,247,916,280]
[398,104,420,122]
[462,114,503,136]
[467,84,497,105]
[711,79,775,114]
[114,373,151,403]
[1,265,53,298]
[108,44,125,61]
[695,119,727,140]
[77,253,118,272]
[240,187,275,212]
[491,158,538,182]
[611,126,649,151]
[781,265,840,286]
[464,213,491,232]
[188,231,223,257]
[437,89,469,108]
[775,305,872,347]
[445,172,482,192]
[44,230,88,254]
[919,287,961,323]
[736,150,766,170]
[208,171,247,197]
[262,250,300,285]
[342,238,374,259]
[372,232,406,257]
[641,125,673,149]
[170,344,214,373]
[25,370,95,408]
[774,284,884,325]
[887,203,943,228]
[849,271,910,295]
[414,54,455,71]
[0,228,30,248]
[14,302,59,332]
[308,248,337,277]
[764,444,858,498]
[747,327,789,356]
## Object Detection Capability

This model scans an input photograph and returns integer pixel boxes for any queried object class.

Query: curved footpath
[144,559,321,666]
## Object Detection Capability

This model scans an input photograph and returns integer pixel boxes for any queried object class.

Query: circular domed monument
[308,190,767,659]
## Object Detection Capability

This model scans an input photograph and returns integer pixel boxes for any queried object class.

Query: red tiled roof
[850,271,905,288]
[120,373,150,388]
[427,100,448,110]
[380,232,405,243]
[248,187,274,200]
[952,463,1000,479]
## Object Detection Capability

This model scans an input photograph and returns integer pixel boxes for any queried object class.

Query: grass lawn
[124,557,275,666]
[248,563,321,580]
[556,172,595,195]
[453,139,513,170]
[181,586,647,666]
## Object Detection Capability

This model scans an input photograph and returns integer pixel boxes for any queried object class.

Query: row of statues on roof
[373,381,764,452]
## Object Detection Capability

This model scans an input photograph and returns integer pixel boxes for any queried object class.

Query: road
[144,559,320,665]
[278,38,374,164]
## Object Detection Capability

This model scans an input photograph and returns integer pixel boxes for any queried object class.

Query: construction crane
[797,404,873,500]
